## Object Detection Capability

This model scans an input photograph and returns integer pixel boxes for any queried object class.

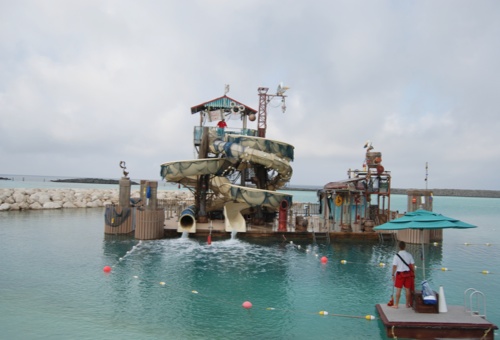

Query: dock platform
[162,217,381,241]
[376,304,498,339]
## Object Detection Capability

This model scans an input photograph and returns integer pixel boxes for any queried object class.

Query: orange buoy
[103,266,112,273]
[321,256,328,264]
[207,234,212,245]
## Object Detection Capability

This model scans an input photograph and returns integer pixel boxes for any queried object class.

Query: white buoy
[438,285,448,313]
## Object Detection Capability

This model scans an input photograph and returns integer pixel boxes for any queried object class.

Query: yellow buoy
[482,270,490,275]
[365,315,375,320]
[340,260,347,264]
[319,311,329,315]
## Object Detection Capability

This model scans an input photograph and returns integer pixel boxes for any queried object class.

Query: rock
[0,203,11,211]
[43,202,62,209]
[29,202,43,210]
[13,192,26,204]
[9,203,21,211]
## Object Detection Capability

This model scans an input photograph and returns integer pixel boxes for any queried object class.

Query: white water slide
[160,132,293,233]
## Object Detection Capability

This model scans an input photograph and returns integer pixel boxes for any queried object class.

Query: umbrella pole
[421,229,426,280]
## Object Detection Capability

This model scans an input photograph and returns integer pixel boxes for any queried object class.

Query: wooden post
[197,127,209,223]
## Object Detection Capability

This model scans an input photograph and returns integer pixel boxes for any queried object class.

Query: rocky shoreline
[1,185,498,212]
[0,188,192,211]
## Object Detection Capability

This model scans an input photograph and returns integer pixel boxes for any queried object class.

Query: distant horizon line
[1,174,499,196]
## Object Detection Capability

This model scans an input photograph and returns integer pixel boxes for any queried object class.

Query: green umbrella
[374,209,476,279]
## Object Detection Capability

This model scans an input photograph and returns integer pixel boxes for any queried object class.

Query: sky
[1,1,499,190]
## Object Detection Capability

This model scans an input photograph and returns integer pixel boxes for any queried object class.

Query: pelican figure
[119,161,129,178]
[363,140,374,152]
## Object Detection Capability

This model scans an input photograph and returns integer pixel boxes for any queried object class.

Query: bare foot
[406,304,411,308]
[390,305,398,309]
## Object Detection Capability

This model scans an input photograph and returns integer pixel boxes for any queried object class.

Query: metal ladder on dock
[377,231,397,244]
[310,216,330,244]
[464,288,487,318]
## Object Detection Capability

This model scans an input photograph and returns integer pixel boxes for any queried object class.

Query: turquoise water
[1,180,499,339]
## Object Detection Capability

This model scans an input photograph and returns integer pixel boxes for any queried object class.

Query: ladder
[464,288,487,318]
[311,216,330,244]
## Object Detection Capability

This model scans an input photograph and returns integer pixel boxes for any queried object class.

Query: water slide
[160,129,293,233]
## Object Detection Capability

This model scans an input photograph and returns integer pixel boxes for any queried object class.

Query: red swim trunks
[394,271,413,289]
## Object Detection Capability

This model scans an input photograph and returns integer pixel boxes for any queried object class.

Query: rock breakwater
[0,188,192,211]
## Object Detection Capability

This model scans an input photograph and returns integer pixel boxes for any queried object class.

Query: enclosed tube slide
[160,133,293,233]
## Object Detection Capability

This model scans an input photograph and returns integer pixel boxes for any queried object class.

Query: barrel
[366,151,382,168]
[104,205,133,234]
[135,208,165,240]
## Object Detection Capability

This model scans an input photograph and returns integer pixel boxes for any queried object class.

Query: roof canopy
[190,95,257,115]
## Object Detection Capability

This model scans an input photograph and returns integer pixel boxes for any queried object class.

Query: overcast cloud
[1,1,499,190]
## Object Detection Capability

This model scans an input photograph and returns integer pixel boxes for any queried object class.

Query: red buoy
[321,256,328,264]
[207,234,212,245]
[103,266,112,273]
[242,301,252,309]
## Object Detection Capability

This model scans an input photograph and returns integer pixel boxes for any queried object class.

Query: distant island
[0,177,12,181]
[51,178,139,185]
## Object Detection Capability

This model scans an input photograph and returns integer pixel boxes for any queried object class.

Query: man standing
[391,241,415,308]
[217,118,227,137]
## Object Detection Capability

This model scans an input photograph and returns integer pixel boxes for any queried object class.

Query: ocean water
[1,177,499,339]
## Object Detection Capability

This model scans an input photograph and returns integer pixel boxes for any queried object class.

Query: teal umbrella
[374,209,477,279]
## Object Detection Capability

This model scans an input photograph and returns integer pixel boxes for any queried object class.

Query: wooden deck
[162,217,382,241]
[376,303,498,339]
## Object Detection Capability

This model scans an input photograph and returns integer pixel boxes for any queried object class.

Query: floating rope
[481,327,491,340]
[104,205,131,227]
[105,263,376,322]
[391,325,398,339]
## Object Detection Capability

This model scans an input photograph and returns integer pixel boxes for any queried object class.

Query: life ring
[335,196,343,206]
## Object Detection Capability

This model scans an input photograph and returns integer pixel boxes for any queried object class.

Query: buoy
[207,234,212,245]
[159,282,166,285]
[319,311,329,315]
[441,267,448,271]
[433,242,439,246]
[482,270,490,274]
[365,315,375,320]
[340,260,347,264]
[321,256,328,264]
[242,301,252,309]
[379,262,385,267]
[103,266,111,273]
[438,286,448,313]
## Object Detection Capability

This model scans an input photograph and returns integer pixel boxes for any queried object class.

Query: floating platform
[162,217,381,242]
[376,303,498,339]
